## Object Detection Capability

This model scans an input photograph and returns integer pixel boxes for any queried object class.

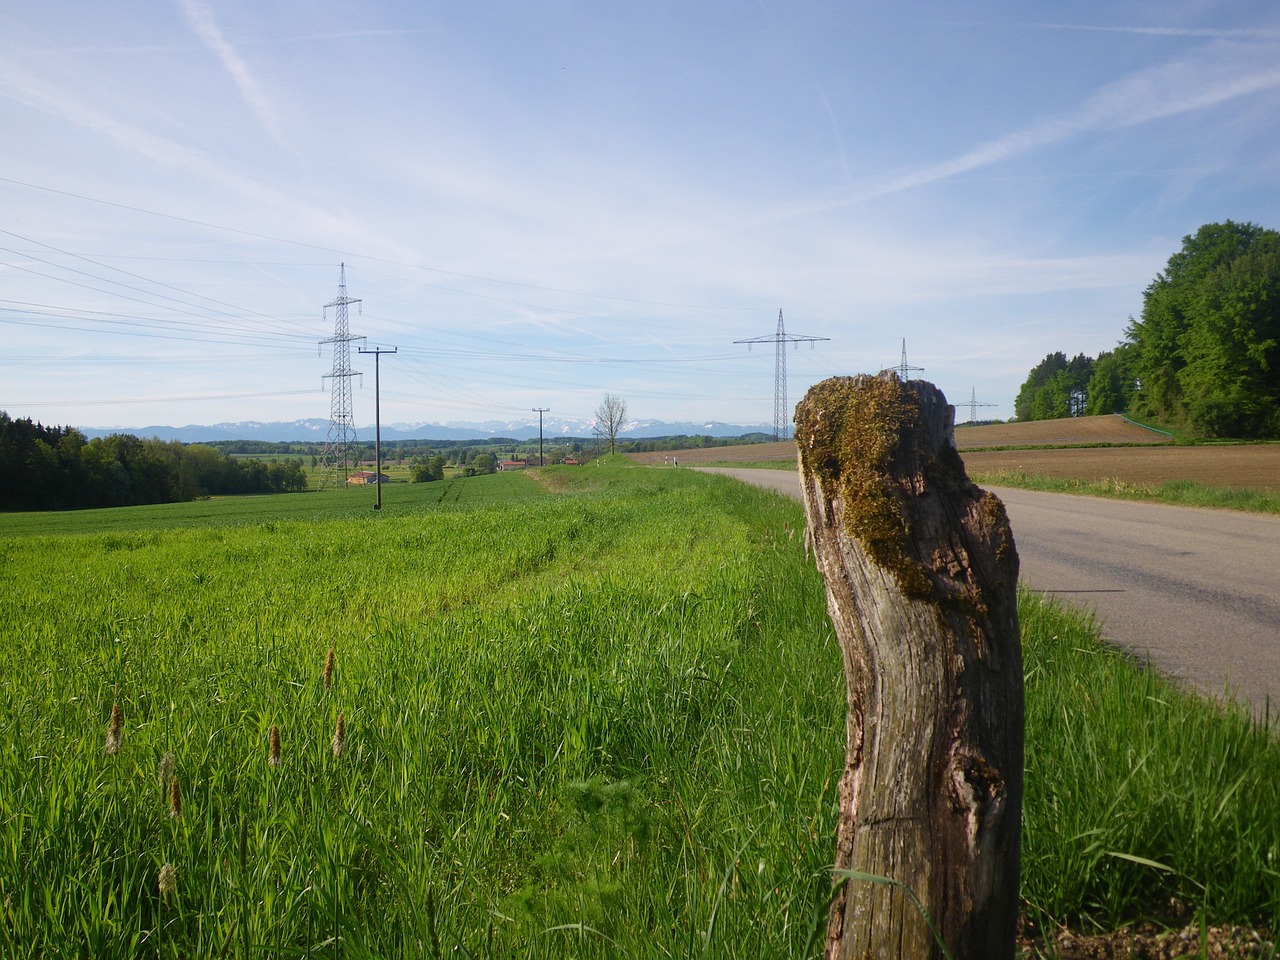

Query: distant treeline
[1016,221,1280,438]
[0,413,307,512]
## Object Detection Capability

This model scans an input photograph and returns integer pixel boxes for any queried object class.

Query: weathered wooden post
[794,374,1023,960]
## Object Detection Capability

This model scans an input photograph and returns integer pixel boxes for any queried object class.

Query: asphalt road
[700,467,1280,716]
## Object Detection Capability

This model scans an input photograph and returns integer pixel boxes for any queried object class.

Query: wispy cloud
[774,48,1280,219]
[0,59,416,263]
[875,59,1280,196]
[1032,23,1280,40]
[176,0,285,146]
[272,28,442,44]
[816,85,853,184]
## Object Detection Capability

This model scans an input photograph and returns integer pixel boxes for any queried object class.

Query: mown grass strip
[971,468,1280,514]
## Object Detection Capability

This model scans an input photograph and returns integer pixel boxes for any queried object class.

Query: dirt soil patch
[961,445,1280,493]
[954,414,1171,449]
[1018,915,1275,958]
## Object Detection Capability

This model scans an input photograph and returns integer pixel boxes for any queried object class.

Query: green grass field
[1,461,1277,957]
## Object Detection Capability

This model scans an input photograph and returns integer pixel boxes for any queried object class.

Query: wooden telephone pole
[795,373,1024,959]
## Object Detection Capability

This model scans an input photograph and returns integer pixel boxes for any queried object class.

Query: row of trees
[0,413,307,512]
[1014,350,1133,422]
[1016,221,1280,438]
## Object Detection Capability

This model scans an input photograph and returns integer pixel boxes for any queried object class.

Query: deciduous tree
[1128,221,1280,437]
[1014,353,1095,420]
[594,394,628,454]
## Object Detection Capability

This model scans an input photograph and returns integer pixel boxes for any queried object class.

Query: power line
[0,175,739,311]
[0,228,318,337]
[734,309,828,441]
[0,299,315,349]
[8,389,316,407]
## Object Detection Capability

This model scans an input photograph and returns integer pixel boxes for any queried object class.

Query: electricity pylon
[896,339,924,380]
[963,387,997,424]
[318,264,366,490]
[734,309,828,441]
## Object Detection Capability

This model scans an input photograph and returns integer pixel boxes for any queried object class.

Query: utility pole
[318,264,365,490]
[532,407,550,465]
[359,345,397,510]
[734,309,828,441]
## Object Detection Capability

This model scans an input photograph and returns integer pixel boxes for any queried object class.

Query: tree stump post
[795,374,1023,960]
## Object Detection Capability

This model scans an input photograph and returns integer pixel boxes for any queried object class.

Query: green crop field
[2,461,1278,958]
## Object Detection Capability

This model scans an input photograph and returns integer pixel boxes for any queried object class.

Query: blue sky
[4,2,1280,432]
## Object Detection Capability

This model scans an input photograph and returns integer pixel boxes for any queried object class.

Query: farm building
[348,471,390,485]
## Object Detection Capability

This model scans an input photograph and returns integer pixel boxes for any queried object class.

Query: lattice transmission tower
[963,387,997,424]
[317,264,366,490]
[896,338,924,380]
[734,309,828,441]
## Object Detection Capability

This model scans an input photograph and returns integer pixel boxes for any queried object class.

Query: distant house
[497,459,526,471]
[348,471,390,485]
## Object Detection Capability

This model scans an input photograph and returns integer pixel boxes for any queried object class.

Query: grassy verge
[972,469,1280,514]
[1020,590,1280,940]
[1,461,1277,955]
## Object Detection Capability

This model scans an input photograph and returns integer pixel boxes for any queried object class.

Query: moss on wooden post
[796,373,1023,960]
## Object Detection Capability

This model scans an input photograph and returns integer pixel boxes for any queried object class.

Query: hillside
[952,414,1171,449]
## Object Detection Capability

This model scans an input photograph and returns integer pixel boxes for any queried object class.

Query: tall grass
[0,463,844,957]
[2,462,1278,956]
[1020,590,1280,934]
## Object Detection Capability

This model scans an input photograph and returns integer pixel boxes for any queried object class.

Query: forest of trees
[0,413,307,512]
[1016,221,1280,438]
[1014,349,1133,422]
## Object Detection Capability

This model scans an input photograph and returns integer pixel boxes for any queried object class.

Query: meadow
[1,461,1278,957]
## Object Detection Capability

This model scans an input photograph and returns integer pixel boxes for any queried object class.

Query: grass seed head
[158,862,177,900]
[169,775,181,819]
[157,751,176,791]
[104,703,123,755]
[332,712,346,758]
[269,724,282,768]
[323,647,336,689]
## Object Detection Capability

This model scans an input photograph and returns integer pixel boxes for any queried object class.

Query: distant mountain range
[78,416,777,444]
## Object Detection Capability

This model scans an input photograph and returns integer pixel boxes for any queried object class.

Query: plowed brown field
[626,415,1280,492]
[962,445,1280,491]
[952,414,1171,448]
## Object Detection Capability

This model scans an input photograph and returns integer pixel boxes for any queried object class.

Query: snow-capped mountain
[77,416,776,443]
